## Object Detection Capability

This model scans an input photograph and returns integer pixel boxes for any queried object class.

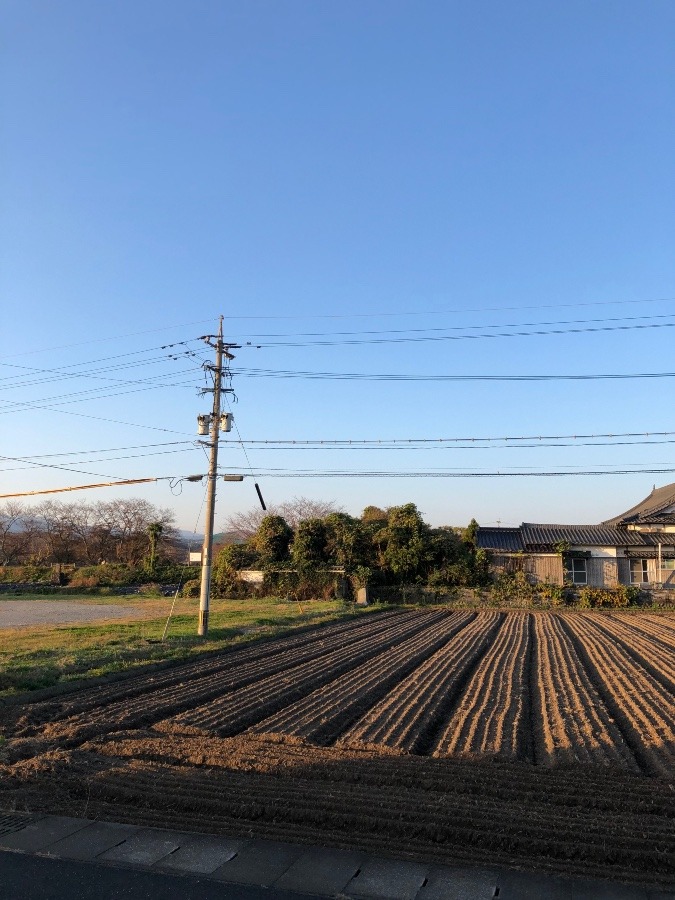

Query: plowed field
[1,609,674,888]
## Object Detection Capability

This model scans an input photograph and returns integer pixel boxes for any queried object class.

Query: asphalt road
[0,852,315,900]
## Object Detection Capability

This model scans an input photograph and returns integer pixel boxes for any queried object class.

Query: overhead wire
[0,440,194,459]
[211,428,675,445]
[0,320,219,360]
[215,466,675,478]
[231,367,675,383]
[185,297,675,320]
[0,340,203,382]
[252,319,675,347]
[234,311,675,340]
[0,446,199,473]
[215,437,675,451]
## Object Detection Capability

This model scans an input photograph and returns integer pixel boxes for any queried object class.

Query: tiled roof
[477,523,672,552]
[520,524,649,548]
[602,482,675,525]
[476,528,523,552]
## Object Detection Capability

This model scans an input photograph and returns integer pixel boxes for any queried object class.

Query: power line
[216,466,675,478]
[236,311,675,340]
[0,321,217,361]
[255,320,675,347]
[189,297,675,320]
[0,376,201,414]
[0,477,161,500]
[232,367,675,383]
[0,404,195,435]
[216,438,675,451]
[212,429,675,445]
[0,440,193,459]
[0,447,198,473]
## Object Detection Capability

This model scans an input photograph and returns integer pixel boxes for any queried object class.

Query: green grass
[0,596,371,699]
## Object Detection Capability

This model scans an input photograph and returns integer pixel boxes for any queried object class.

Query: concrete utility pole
[198,318,240,637]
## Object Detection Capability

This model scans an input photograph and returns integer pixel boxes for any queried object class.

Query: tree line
[0,499,178,569]
[215,502,488,594]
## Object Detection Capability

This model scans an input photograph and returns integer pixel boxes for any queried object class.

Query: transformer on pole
[196,317,241,637]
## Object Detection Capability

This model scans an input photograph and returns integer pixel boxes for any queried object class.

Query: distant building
[477,483,675,589]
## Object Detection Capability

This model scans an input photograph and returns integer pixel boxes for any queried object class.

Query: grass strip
[0,596,371,699]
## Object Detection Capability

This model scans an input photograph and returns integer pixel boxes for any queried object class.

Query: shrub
[536,581,569,607]
[67,574,101,589]
[180,578,201,598]
[491,571,535,606]
[576,586,631,608]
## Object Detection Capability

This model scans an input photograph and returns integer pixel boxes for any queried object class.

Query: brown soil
[1,609,674,888]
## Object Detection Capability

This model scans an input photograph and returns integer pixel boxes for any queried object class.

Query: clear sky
[1,1,674,533]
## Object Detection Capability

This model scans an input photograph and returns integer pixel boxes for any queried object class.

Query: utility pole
[197,317,240,637]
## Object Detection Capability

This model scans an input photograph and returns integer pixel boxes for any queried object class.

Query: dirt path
[0,599,155,628]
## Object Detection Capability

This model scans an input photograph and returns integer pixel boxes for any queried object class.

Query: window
[565,557,587,585]
[661,559,675,571]
[630,559,649,583]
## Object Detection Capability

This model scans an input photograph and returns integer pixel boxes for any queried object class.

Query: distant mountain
[174,530,245,547]
[214,531,246,545]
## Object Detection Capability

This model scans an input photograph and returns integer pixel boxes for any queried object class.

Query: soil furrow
[615,614,675,651]
[167,612,463,739]
[9,610,445,755]
[531,613,640,771]
[559,613,675,778]
[433,612,530,759]
[585,614,675,695]
[248,611,479,745]
[9,609,411,731]
[3,610,675,890]
[339,612,502,753]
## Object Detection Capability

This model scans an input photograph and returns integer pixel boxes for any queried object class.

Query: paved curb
[1,810,672,899]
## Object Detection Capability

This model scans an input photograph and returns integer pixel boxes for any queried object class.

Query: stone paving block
[345,856,429,899]
[213,838,304,886]
[46,821,140,861]
[157,834,243,875]
[418,865,498,900]
[0,816,91,852]
[98,828,186,866]
[274,846,365,896]
[496,869,649,899]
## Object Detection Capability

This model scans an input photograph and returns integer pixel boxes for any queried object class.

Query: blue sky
[1,1,674,532]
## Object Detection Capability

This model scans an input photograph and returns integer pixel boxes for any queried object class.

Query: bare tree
[0,502,32,565]
[34,500,79,564]
[224,496,342,540]
[95,499,176,565]
[278,497,343,529]
[223,506,269,540]
[0,498,177,567]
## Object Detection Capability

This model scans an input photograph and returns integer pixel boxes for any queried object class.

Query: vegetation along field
[1,608,674,888]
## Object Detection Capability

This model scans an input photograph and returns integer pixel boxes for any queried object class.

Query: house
[477,483,675,589]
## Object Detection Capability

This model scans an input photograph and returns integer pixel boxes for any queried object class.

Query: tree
[225,496,342,539]
[251,515,293,567]
[34,500,79,564]
[145,522,164,572]
[375,503,432,582]
[278,497,342,529]
[94,499,175,565]
[0,502,34,565]
[291,518,329,572]
[324,512,370,572]
[463,518,479,547]
[361,505,388,524]
[427,526,474,586]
